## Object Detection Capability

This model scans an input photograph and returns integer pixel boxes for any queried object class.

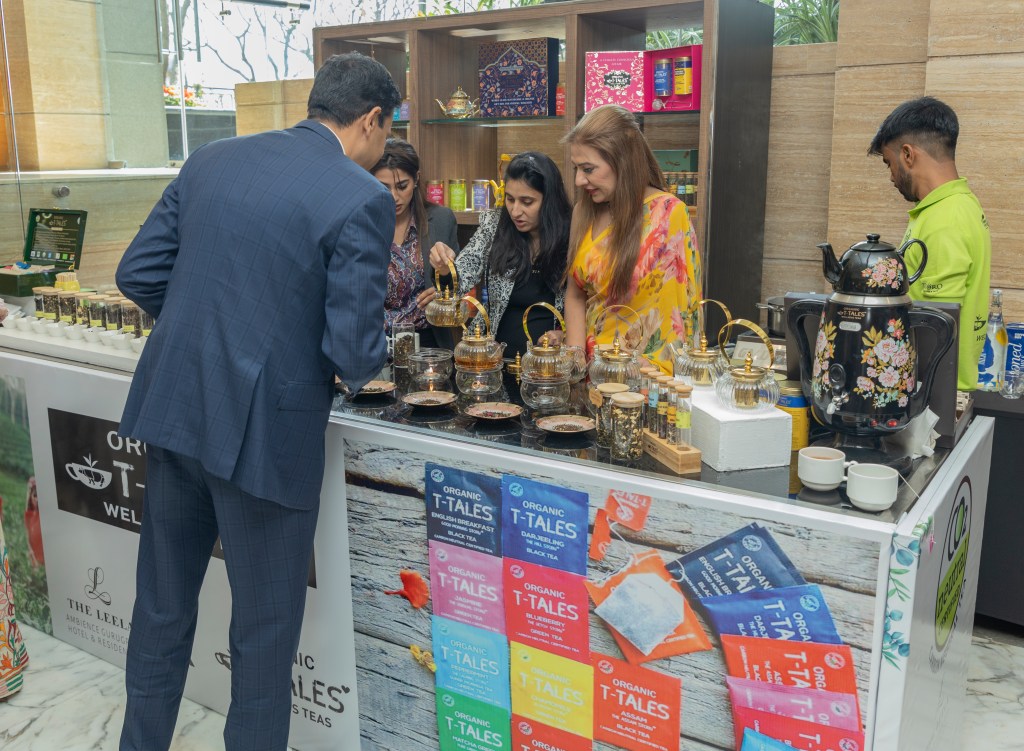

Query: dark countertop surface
[972,388,1024,417]
[332,364,952,525]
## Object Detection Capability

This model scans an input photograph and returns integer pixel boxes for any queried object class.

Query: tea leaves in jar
[610,391,645,461]
[140,308,155,336]
[75,292,92,326]
[32,287,49,319]
[57,291,77,323]
[41,289,60,321]
[120,300,142,337]
[87,295,106,328]
[104,296,123,330]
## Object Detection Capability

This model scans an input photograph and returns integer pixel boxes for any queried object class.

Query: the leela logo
[49,408,146,533]
[934,476,972,659]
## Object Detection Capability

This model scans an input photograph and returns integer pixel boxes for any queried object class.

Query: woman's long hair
[562,105,666,302]
[490,151,571,293]
[372,137,433,249]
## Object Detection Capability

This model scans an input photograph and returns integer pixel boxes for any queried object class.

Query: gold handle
[433,258,459,295]
[460,294,491,334]
[717,317,775,369]
[522,302,565,346]
[593,304,643,344]
[696,298,731,338]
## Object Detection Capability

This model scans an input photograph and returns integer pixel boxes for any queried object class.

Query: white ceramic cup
[797,447,857,491]
[846,463,899,512]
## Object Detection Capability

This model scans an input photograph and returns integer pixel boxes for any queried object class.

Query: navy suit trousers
[120,446,319,751]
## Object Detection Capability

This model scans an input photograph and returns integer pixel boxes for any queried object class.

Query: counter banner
[47,407,145,533]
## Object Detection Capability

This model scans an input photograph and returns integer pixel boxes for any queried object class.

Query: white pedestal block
[691,388,792,471]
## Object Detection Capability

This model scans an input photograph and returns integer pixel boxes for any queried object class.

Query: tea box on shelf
[478,37,559,118]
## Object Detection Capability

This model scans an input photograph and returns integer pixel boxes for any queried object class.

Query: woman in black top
[428,152,571,356]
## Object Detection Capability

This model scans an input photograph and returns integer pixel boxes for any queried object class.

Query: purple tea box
[584,51,645,113]
[478,37,559,118]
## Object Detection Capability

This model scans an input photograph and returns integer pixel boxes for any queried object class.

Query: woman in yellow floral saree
[562,105,702,375]
[1,514,28,699]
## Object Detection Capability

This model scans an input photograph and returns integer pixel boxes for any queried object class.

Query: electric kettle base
[810,434,913,475]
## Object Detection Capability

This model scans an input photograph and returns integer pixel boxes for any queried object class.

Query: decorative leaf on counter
[384,569,430,609]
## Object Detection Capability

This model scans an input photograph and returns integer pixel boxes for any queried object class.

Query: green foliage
[644,0,840,49]
[1,468,52,633]
[771,0,840,46]
[647,28,704,50]
[0,411,33,478]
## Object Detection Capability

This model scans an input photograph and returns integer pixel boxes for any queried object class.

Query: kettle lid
[851,233,896,252]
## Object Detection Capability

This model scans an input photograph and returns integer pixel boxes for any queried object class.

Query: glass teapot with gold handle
[424,259,468,327]
[675,298,731,388]
[588,304,644,388]
[714,318,780,410]
[519,303,574,382]
[454,296,506,371]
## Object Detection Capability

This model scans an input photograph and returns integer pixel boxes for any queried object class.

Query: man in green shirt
[869,96,991,391]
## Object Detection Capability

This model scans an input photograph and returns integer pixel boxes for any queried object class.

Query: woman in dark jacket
[372,138,459,348]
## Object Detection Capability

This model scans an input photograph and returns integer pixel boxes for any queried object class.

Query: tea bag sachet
[720,634,859,696]
[732,705,866,751]
[700,584,843,644]
[666,523,805,602]
[727,677,861,731]
[586,549,711,663]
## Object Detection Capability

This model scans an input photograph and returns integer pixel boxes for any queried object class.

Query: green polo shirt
[902,178,991,391]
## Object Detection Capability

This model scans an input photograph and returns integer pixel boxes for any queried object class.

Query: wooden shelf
[315,0,774,322]
[421,115,565,127]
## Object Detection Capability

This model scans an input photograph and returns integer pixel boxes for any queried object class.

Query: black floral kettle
[788,234,956,439]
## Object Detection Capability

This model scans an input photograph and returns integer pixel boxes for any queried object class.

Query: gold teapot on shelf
[424,259,468,327]
[435,86,481,119]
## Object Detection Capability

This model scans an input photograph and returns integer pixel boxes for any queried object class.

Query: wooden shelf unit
[314,0,773,321]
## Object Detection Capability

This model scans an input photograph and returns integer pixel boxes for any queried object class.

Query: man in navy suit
[116,53,401,751]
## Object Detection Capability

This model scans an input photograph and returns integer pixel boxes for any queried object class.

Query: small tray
[465,402,523,421]
[535,414,595,434]
[358,380,397,395]
[403,391,456,408]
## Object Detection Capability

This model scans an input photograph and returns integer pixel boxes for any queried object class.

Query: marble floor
[2,618,1022,750]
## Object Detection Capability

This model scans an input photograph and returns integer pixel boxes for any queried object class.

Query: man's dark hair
[868,96,959,160]
[307,52,401,128]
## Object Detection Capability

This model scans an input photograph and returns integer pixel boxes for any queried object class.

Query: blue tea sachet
[700,584,843,644]
[665,523,805,601]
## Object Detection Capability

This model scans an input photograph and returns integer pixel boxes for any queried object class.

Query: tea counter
[0,344,994,751]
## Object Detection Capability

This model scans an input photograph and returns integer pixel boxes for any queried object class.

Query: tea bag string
[589,518,643,587]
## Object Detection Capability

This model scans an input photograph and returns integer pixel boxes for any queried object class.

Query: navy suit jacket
[117,120,392,510]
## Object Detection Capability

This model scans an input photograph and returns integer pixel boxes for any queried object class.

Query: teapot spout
[435,99,447,114]
[817,242,842,288]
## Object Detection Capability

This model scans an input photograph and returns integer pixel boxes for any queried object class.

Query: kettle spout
[435,99,447,114]
[817,242,842,288]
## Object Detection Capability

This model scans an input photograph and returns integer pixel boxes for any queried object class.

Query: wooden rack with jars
[314,0,773,321]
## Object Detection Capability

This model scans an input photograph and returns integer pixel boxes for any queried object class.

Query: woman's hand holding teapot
[429,242,457,273]
[416,287,437,309]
